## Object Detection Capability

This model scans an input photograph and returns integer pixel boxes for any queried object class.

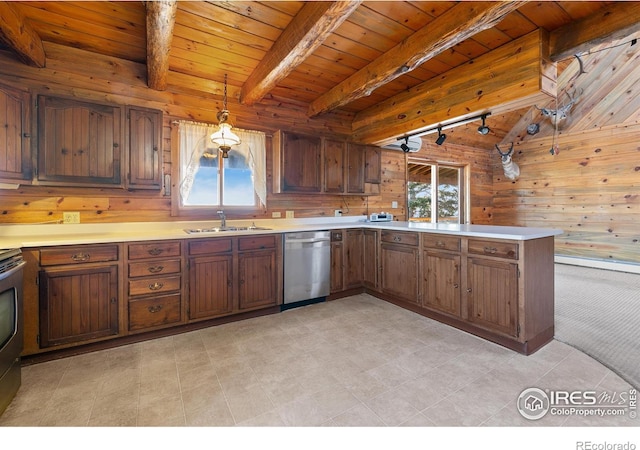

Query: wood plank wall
[492,38,640,264]
[0,43,407,224]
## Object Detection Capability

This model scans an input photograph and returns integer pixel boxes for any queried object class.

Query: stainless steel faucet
[217,210,226,229]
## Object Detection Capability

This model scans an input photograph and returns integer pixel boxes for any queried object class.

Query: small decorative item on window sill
[210,73,241,158]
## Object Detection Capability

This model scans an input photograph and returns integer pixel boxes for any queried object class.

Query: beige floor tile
[363,387,421,426]
[331,403,386,426]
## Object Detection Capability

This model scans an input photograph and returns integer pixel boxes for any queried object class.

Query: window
[177,121,266,209]
[408,163,467,224]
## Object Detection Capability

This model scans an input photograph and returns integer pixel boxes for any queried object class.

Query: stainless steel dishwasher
[283,231,331,306]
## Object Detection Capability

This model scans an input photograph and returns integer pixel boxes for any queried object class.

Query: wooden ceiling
[2,1,639,146]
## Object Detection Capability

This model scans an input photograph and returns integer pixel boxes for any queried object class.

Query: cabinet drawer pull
[147,305,163,313]
[436,241,445,248]
[148,282,164,291]
[71,253,90,261]
[394,236,402,242]
[148,248,164,256]
[483,246,498,254]
[147,265,164,273]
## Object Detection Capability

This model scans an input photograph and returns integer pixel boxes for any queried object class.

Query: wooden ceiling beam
[549,2,640,61]
[352,30,556,146]
[307,1,526,118]
[240,1,361,106]
[0,1,45,68]
[145,0,177,91]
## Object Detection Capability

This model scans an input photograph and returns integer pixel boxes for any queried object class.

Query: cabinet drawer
[468,239,519,260]
[423,235,461,252]
[188,238,233,256]
[128,275,181,297]
[128,241,181,260]
[238,235,276,251]
[380,230,419,246]
[128,259,181,278]
[129,293,182,331]
[40,245,119,266]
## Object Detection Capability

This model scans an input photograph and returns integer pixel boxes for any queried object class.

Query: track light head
[435,128,446,145]
[400,137,410,153]
[477,114,490,135]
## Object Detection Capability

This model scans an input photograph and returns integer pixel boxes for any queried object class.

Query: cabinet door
[346,144,365,194]
[363,229,378,289]
[467,257,518,337]
[37,95,122,186]
[423,250,461,317]
[330,237,344,293]
[239,249,277,310]
[127,106,162,189]
[345,229,364,289]
[188,255,233,319]
[380,243,419,304]
[364,146,381,184]
[39,265,119,347]
[0,83,31,183]
[324,138,345,193]
[274,131,322,193]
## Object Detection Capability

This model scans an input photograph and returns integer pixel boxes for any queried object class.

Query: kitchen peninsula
[2,218,562,360]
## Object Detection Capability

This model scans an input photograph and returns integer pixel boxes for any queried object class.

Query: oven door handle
[0,260,26,282]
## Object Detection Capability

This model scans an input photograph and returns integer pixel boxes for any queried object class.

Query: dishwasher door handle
[286,238,330,244]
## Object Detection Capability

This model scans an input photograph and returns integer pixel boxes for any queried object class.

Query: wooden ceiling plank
[549,2,640,61]
[352,30,555,145]
[240,1,362,106]
[146,0,178,91]
[307,1,526,118]
[0,1,45,67]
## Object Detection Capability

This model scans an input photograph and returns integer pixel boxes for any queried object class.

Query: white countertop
[0,217,563,248]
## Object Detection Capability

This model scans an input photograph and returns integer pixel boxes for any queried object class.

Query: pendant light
[210,74,241,158]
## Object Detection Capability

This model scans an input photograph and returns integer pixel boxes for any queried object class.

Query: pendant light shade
[211,74,240,158]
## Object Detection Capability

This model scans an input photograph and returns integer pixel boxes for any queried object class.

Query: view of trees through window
[408,165,463,223]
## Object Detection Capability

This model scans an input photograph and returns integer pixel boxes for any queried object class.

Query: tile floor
[0,294,637,427]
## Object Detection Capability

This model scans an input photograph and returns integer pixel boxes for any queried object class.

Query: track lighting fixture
[400,137,411,153]
[477,114,490,135]
[435,127,446,145]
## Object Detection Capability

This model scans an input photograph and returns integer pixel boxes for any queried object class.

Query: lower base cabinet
[423,250,461,317]
[379,231,420,304]
[188,254,234,320]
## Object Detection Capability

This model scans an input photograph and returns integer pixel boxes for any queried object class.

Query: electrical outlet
[285,211,294,219]
[272,211,282,218]
[63,212,80,224]
[334,210,342,217]
[391,201,398,209]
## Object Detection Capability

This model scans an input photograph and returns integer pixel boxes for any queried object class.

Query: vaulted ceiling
[1,1,639,147]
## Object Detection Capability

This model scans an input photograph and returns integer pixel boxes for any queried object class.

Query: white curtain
[178,120,266,207]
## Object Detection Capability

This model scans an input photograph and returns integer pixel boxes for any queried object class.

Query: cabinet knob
[148,282,164,291]
[71,253,90,261]
[467,288,472,293]
[453,283,459,289]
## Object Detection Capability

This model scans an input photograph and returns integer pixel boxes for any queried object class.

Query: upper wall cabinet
[37,95,123,187]
[126,106,162,190]
[273,130,381,195]
[0,83,32,184]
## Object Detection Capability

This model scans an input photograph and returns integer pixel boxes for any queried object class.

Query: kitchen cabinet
[273,130,381,195]
[37,95,123,187]
[126,106,163,190]
[273,130,322,193]
[187,238,234,320]
[324,139,346,194]
[466,239,519,338]
[379,230,420,304]
[345,229,364,289]
[238,235,281,311]
[0,82,32,184]
[126,240,183,332]
[422,235,461,317]
[37,244,121,348]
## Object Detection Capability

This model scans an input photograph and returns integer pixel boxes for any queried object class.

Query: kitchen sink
[184,225,272,234]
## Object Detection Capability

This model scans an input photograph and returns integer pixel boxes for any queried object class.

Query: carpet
[554,263,640,389]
